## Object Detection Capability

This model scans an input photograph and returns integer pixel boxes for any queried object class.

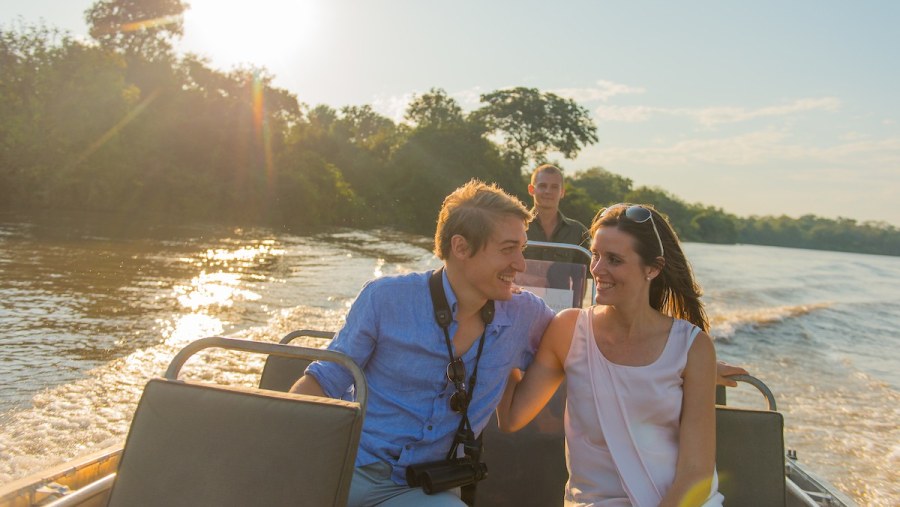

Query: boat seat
[106,337,365,507]
[475,384,568,506]
[259,330,336,392]
[714,375,786,507]
[477,375,786,507]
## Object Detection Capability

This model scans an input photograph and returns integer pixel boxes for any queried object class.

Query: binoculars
[406,456,488,494]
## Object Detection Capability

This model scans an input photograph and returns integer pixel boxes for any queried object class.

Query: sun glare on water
[182,0,320,69]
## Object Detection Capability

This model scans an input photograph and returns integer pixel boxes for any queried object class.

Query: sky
[3,0,899,226]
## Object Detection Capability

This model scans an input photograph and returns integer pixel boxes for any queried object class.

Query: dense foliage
[559,169,900,256]
[1,13,897,256]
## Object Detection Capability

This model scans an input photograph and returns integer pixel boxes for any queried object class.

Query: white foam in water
[0,305,342,485]
[709,302,833,340]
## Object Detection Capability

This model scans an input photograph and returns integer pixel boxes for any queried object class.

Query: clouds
[551,78,900,224]
[594,97,842,126]
[595,126,898,165]
[363,77,899,224]
[552,80,646,103]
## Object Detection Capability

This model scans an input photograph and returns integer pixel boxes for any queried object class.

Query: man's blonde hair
[434,179,532,260]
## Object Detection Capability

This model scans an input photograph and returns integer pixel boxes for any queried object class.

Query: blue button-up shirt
[305,269,555,484]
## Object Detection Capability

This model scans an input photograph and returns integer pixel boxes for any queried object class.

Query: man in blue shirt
[291,179,746,506]
[293,179,554,506]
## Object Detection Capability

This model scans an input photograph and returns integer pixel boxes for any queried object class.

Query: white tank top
[563,308,723,507]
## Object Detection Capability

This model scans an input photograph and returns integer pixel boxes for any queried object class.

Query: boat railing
[724,373,778,410]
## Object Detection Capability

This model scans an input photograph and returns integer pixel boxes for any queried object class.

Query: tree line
[1,0,897,256]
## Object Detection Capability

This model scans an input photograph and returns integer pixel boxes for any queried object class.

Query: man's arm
[290,374,327,397]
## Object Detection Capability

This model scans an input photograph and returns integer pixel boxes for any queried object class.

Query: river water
[0,213,897,505]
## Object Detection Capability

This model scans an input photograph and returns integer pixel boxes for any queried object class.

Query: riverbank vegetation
[2,1,898,256]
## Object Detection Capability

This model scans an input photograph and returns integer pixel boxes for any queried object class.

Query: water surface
[0,214,897,505]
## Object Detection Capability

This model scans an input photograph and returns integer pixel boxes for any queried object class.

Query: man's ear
[527,184,536,196]
[450,234,470,259]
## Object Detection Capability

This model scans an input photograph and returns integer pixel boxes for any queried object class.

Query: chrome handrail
[163,336,366,407]
[729,373,777,411]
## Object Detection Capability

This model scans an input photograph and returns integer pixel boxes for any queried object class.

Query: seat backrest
[259,330,336,392]
[476,400,787,507]
[107,338,364,507]
[107,379,362,507]
[475,383,568,507]
[260,356,315,392]
[715,405,786,507]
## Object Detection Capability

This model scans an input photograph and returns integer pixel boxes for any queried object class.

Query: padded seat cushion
[715,406,786,507]
[108,378,360,507]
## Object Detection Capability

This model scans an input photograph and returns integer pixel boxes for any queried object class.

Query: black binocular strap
[428,268,493,506]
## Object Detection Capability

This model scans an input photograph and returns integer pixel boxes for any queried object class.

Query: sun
[181,0,321,70]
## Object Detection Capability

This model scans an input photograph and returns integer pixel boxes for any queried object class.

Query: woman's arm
[716,360,749,387]
[496,309,577,432]
[660,330,719,507]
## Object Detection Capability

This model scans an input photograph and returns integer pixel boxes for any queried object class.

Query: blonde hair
[434,180,531,259]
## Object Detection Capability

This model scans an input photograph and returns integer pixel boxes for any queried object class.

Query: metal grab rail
[163,336,366,407]
[280,329,335,343]
[728,373,777,411]
[525,240,592,260]
[43,474,116,507]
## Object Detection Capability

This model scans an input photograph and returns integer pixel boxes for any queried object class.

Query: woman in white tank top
[497,204,724,507]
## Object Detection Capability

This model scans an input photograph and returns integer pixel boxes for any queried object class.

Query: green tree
[570,166,633,206]
[691,209,738,244]
[624,186,695,240]
[472,87,598,172]
[557,184,598,228]
[0,23,138,211]
[337,104,398,158]
[404,88,465,130]
[85,0,186,60]
[386,126,511,234]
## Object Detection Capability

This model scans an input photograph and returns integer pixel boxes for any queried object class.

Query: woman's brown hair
[590,204,709,331]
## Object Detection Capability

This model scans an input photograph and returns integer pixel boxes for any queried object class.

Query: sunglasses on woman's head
[600,204,665,258]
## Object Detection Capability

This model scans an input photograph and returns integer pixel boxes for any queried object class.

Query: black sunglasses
[601,204,665,257]
[446,358,468,413]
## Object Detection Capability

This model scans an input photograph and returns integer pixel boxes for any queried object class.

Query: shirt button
[405,445,411,450]
[427,425,433,430]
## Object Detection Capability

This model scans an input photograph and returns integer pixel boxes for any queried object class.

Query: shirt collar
[441,268,511,328]
[529,208,572,226]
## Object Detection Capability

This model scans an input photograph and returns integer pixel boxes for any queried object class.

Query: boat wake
[710,302,833,341]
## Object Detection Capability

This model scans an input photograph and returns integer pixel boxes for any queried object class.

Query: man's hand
[716,360,749,387]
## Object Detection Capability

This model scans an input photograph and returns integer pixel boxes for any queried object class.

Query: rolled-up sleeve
[305,281,379,398]
[515,296,556,370]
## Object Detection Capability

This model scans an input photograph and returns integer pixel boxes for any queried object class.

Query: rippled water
[0,213,897,505]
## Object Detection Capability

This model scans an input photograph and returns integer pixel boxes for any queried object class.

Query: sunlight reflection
[203,243,285,263]
[174,271,261,310]
[162,313,224,347]
[120,15,183,33]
